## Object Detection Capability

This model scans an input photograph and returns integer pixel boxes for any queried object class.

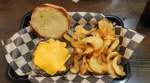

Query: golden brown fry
[75,48,83,54]
[104,35,116,41]
[106,52,119,62]
[90,30,101,37]
[101,54,107,63]
[70,66,79,73]
[73,54,82,60]
[79,56,88,74]
[92,51,100,57]
[87,64,93,72]
[71,39,81,48]
[71,39,85,54]
[99,46,105,55]
[98,19,114,29]
[97,55,103,65]
[79,63,87,74]
[89,56,104,74]
[86,59,93,72]
[63,33,72,42]
[82,46,93,55]
[72,25,90,39]
[75,25,90,34]
[112,55,125,76]
[119,65,124,75]
[107,62,118,78]
[98,19,115,38]
[97,53,106,64]
[100,63,107,73]
[81,36,103,51]
[107,38,119,54]
[103,39,112,53]
[68,18,126,77]
[70,58,80,73]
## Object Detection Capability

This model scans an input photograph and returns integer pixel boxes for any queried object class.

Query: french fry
[112,55,125,76]
[107,39,119,54]
[71,40,85,54]
[92,51,99,57]
[71,39,81,48]
[72,25,90,39]
[81,36,103,51]
[103,39,112,53]
[107,62,118,78]
[70,58,79,73]
[63,33,72,42]
[89,56,104,74]
[82,46,93,55]
[106,52,119,62]
[98,19,115,38]
[75,25,90,34]
[104,35,116,41]
[98,46,105,55]
[86,59,93,72]
[79,56,88,74]
[101,54,107,63]
[91,30,101,37]
[73,54,82,60]
[75,48,83,54]
[67,18,126,77]
[97,55,103,65]
[79,63,87,74]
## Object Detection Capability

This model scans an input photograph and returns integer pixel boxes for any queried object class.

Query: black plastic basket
[7,11,130,83]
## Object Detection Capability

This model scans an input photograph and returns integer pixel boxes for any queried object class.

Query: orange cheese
[33,39,70,75]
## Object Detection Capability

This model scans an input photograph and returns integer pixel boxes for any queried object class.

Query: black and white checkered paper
[2,12,144,83]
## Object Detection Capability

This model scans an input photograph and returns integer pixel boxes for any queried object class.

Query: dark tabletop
[0,0,150,83]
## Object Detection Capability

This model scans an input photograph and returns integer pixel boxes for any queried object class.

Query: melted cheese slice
[59,65,67,72]
[33,39,70,75]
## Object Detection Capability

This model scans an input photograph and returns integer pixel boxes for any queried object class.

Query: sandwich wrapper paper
[1,12,144,83]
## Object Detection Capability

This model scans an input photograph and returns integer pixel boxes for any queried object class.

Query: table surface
[0,0,150,83]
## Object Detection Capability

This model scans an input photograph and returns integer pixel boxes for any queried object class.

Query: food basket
[4,11,144,83]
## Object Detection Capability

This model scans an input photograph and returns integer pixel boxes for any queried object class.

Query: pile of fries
[64,19,125,78]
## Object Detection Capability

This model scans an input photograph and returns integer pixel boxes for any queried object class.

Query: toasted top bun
[30,3,70,38]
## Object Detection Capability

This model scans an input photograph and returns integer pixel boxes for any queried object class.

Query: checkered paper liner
[2,12,144,83]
